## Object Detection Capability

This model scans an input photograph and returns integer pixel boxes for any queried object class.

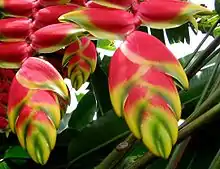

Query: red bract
[86,1,110,8]
[33,4,79,30]
[0,68,15,131]
[136,0,211,29]
[91,0,135,9]
[0,42,32,68]
[70,0,86,6]
[0,18,31,42]
[59,8,136,40]
[0,0,35,17]
[16,57,69,100]
[31,23,85,53]
[7,78,60,164]
[38,0,71,7]
[64,37,97,89]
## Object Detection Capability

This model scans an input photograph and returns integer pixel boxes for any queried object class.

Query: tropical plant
[0,0,220,169]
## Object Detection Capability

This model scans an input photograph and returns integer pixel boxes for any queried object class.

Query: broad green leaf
[90,62,112,116]
[68,110,129,162]
[97,39,116,51]
[215,0,220,15]
[165,23,190,44]
[0,161,10,169]
[4,146,30,159]
[100,55,111,75]
[68,92,97,130]
[150,29,165,44]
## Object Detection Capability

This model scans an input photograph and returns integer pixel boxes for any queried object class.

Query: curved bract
[31,23,85,53]
[91,0,135,9]
[7,78,59,164]
[59,8,136,40]
[136,0,212,30]
[109,31,189,158]
[63,37,97,90]
[16,57,69,100]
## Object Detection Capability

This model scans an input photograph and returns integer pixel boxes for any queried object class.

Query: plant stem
[208,148,220,169]
[194,51,220,111]
[186,36,220,79]
[180,85,220,129]
[95,134,136,169]
[164,137,191,169]
[126,103,220,169]
[184,19,220,69]
[164,52,220,169]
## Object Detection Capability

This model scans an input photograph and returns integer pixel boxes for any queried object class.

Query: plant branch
[165,137,191,169]
[208,148,220,169]
[184,18,220,69]
[95,134,136,169]
[186,36,220,79]
[164,51,220,169]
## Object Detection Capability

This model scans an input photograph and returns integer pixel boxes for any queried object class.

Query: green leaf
[68,92,97,130]
[166,23,190,44]
[100,55,111,75]
[150,29,165,44]
[0,161,10,169]
[97,39,116,51]
[4,146,30,160]
[67,110,129,163]
[90,62,112,116]
[215,0,220,15]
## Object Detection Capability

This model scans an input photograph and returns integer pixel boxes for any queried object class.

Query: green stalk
[164,52,220,169]
[180,85,220,129]
[126,103,220,169]
[164,137,191,169]
[208,148,220,169]
[186,36,220,79]
[95,134,136,169]
[184,19,220,69]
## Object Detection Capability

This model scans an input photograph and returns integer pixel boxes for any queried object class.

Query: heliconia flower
[33,4,79,30]
[0,18,31,42]
[7,78,61,164]
[0,116,8,130]
[38,0,71,7]
[64,37,97,90]
[108,31,188,158]
[91,0,135,9]
[31,23,85,53]
[124,86,178,158]
[70,0,86,6]
[0,0,35,17]
[0,42,32,69]
[16,57,69,100]
[136,0,212,30]
[59,8,136,40]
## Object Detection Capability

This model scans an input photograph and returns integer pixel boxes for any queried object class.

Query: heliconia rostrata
[0,0,211,164]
